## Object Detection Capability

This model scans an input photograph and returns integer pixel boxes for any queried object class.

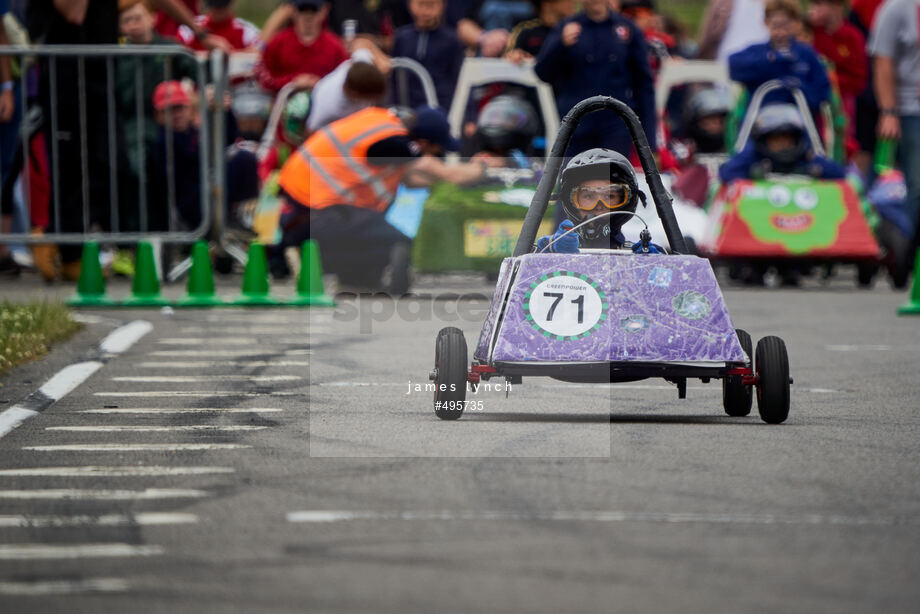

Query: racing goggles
[570,183,631,211]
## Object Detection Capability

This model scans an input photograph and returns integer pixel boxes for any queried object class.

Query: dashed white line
[0,544,164,560]
[23,443,252,452]
[136,361,309,368]
[148,349,311,357]
[0,578,130,595]
[79,408,282,414]
[99,321,154,354]
[0,466,234,477]
[179,326,329,335]
[94,392,299,398]
[826,344,892,351]
[0,408,40,439]
[46,425,268,433]
[0,362,104,439]
[285,510,917,526]
[0,513,198,527]
[111,375,301,383]
[0,488,208,500]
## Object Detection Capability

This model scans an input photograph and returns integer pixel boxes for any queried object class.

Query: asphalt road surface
[0,274,918,613]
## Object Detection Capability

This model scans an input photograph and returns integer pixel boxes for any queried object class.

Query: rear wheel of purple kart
[433,327,468,420]
[723,329,753,417]
[755,336,790,424]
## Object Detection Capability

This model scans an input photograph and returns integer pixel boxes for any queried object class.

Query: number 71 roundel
[523,271,608,341]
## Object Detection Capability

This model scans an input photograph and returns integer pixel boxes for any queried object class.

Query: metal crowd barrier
[0,44,224,245]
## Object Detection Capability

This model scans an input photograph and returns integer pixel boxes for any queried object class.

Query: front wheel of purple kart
[723,329,753,417]
[432,327,468,421]
[755,336,790,424]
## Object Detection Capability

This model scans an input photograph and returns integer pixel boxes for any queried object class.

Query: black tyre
[433,327,468,420]
[877,219,912,289]
[723,329,753,417]
[755,336,790,424]
[856,261,878,287]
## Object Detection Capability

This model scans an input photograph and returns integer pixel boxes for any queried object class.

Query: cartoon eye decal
[767,186,791,207]
[794,188,818,210]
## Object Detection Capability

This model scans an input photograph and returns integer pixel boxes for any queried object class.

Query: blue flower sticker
[648,266,673,288]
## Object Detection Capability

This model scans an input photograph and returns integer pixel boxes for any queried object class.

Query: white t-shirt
[868,0,920,116]
[306,48,376,133]
[717,0,769,62]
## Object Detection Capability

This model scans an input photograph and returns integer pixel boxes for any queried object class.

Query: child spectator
[178,0,260,52]
[728,0,830,115]
[153,81,259,231]
[256,0,348,92]
[808,0,867,134]
[117,0,198,230]
[391,0,464,109]
[620,0,678,73]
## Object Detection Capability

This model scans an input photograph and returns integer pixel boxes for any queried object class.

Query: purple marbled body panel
[477,253,746,364]
[475,259,514,360]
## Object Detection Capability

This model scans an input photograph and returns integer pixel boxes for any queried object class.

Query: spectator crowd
[0,0,917,290]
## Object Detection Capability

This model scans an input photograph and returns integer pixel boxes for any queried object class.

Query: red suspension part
[467,364,497,384]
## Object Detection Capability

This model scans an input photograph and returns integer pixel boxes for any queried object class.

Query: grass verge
[0,302,82,379]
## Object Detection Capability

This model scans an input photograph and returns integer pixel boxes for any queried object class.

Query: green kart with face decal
[699,82,880,282]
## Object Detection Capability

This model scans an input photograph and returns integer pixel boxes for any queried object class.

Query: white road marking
[99,320,153,354]
[79,408,282,414]
[39,361,104,400]
[111,375,301,383]
[46,425,268,433]
[136,361,309,368]
[148,349,311,357]
[286,510,917,527]
[0,488,208,500]
[0,544,163,560]
[0,408,39,439]
[0,362,103,439]
[23,443,252,452]
[0,578,130,595]
[95,391,298,398]
[0,466,233,477]
[179,326,329,334]
[825,344,892,351]
[0,513,198,527]
[157,338,259,345]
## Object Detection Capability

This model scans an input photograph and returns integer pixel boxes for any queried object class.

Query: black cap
[409,106,459,151]
[289,0,324,10]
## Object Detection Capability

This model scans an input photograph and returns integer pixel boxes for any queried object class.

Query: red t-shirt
[256,28,348,92]
[178,14,261,51]
[154,0,199,39]
[812,22,868,98]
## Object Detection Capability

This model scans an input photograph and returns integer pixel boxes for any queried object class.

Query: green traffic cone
[289,240,335,306]
[123,241,168,306]
[235,243,280,305]
[68,242,116,306]
[897,249,920,315]
[179,241,223,307]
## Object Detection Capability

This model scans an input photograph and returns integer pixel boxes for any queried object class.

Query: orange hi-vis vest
[278,107,409,212]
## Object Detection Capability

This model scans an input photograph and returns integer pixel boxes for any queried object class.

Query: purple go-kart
[430,96,792,424]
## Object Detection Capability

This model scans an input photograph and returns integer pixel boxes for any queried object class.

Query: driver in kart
[718,104,845,182]
[536,148,662,254]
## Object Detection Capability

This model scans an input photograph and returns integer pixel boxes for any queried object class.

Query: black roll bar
[512,96,688,256]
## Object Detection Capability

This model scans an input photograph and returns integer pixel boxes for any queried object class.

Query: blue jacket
[391,24,465,110]
[728,40,830,111]
[718,143,846,183]
[535,11,657,151]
